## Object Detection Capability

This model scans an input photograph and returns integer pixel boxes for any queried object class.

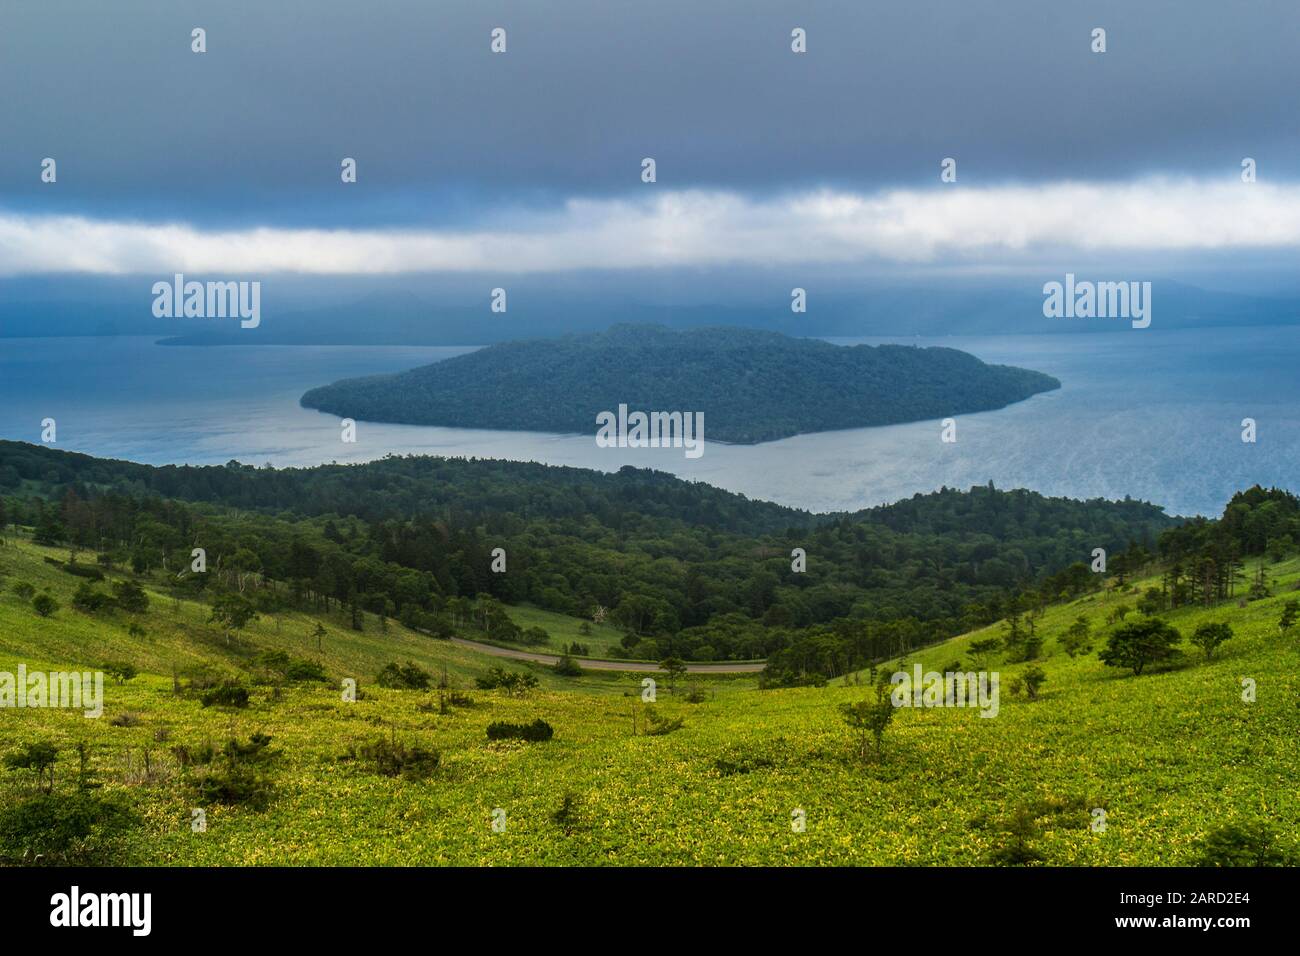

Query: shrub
[351,735,440,780]
[713,750,777,776]
[59,562,105,581]
[475,666,539,696]
[1279,600,1298,636]
[1193,820,1297,867]
[3,741,59,792]
[102,661,138,684]
[170,742,217,767]
[1019,664,1048,700]
[1190,622,1233,660]
[72,582,112,612]
[1135,587,1165,615]
[189,734,276,809]
[1060,617,1093,657]
[486,719,554,742]
[112,580,149,613]
[193,765,272,808]
[0,791,138,865]
[643,710,684,736]
[256,652,328,684]
[758,667,827,689]
[11,581,36,599]
[984,806,1047,866]
[841,683,896,761]
[285,658,329,683]
[177,663,225,693]
[977,796,1090,866]
[375,661,432,690]
[551,791,584,835]
[32,593,59,617]
[199,681,250,708]
[519,626,550,646]
[658,657,688,689]
[1099,617,1182,675]
[553,654,583,677]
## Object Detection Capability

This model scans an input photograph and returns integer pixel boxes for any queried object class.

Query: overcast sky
[2,0,1299,284]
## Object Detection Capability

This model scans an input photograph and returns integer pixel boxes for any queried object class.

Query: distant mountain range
[299,324,1061,444]
[3,278,1299,345]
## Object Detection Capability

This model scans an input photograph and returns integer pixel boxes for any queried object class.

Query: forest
[4,440,1293,680]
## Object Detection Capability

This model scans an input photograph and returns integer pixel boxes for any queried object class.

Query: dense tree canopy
[1,441,1180,674]
[299,324,1061,443]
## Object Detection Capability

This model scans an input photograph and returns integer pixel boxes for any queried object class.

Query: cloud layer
[2,178,1297,276]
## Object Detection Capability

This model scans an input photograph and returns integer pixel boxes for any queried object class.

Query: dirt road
[448,636,765,673]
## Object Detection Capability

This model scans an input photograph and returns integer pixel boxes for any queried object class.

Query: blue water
[1,327,1296,517]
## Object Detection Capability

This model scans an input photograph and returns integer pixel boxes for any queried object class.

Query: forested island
[299,324,1061,443]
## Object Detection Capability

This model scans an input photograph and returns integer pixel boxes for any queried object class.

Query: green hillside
[0,537,644,696]
[1,532,1295,866]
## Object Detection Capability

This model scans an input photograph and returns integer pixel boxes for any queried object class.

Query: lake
[1,326,1296,517]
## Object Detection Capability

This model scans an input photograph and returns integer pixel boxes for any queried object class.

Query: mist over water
[1,326,1295,517]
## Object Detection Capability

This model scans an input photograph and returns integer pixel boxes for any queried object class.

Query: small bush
[1190,622,1233,660]
[72,582,112,613]
[519,626,550,646]
[170,742,217,767]
[177,663,225,693]
[285,658,329,683]
[199,681,250,709]
[112,580,149,613]
[351,735,441,780]
[0,791,138,865]
[978,796,1090,866]
[713,750,777,776]
[375,661,432,690]
[1193,820,1297,867]
[552,791,584,835]
[644,710,684,736]
[189,734,276,809]
[193,766,273,808]
[32,593,59,617]
[553,654,583,677]
[61,564,104,580]
[486,719,554,742]
[3,741,58,792]
[476,666,540,696]
[102,661,138,684]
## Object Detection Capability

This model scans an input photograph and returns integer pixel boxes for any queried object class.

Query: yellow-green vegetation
[497,604,629,659]
[1,537,1296,865]
[0,537,640,695]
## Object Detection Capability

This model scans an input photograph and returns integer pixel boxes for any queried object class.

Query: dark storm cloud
[1,0,1297,227]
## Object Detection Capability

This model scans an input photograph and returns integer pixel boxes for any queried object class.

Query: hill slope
[299,324,1061,443]
[0,441,1177,663]
[1,536,1295,865]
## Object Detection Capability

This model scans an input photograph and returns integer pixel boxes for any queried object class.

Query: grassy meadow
[0,533,1296,866]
